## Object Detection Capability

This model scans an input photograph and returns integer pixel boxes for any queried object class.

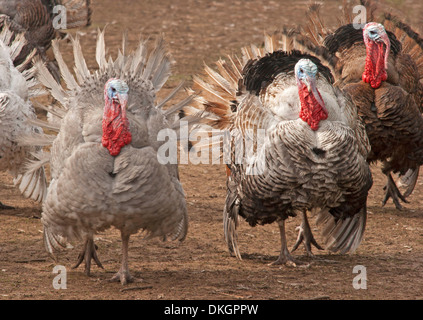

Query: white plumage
[0,25,46,207]
[27,29,197,284]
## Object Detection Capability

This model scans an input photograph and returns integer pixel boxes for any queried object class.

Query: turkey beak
[381,33,391,70]
[303,76,312,92]
[309,76,326,110]
[117,93,128,115]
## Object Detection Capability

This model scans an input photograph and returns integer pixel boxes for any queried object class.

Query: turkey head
[102,78,132,156]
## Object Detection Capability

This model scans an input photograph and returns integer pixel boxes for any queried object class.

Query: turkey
[0,25,47,209]
[297,1,423,210]
[185,34,373,264]
[24,29,197,284]
[0,0,92,82]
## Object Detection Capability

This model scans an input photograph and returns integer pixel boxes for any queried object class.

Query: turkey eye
[111,87,116,92]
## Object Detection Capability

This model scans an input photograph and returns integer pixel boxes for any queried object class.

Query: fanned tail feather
[43,227,71,259]
[0,24,42,97]
[398,167,419,198]
[14,166,47,203]
[316,207,367,254]
[382,13,423,81]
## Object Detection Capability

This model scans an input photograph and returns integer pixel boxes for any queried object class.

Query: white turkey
[0,0,92,82]
[26,29,197,284]
[186,34,373,264]
[0,25,47,209]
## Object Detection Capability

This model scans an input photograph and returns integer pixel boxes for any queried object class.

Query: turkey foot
[382,173,409,210]
[270,246,298,267]
[73,237,104,276]
[291,211,323,256]
[0,202,14,210]
[269,220,298,267]
[110,232,141,285]
[110,267,136,285]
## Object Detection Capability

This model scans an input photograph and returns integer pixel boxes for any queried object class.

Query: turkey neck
[362,41,389,89]
[298,83,328,131]
[102,99,132,156]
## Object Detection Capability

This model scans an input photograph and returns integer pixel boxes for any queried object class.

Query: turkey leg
[110,232,135,285]
[291,210,323,256]
[382,172,409,210]
[270,220,297,266]
[73,237,104,276]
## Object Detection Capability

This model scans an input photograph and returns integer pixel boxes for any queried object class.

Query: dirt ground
[1,0,423,301]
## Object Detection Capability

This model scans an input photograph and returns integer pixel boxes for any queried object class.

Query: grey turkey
[0,25,47,209]
[0,0,92,82]
[24,29,197,284]
[185,34,373,264]
[296,1,423,210]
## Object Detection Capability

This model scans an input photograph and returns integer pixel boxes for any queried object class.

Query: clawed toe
[291,212,324,257]
[382,173,409,210]
[110,270,133,285]
[72,238,104,276]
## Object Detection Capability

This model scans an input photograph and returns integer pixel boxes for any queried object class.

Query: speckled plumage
[186,32,373,264]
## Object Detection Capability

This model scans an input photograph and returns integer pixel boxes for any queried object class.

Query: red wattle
[362,41,387,89]
[298,85,328,131]
[102,102,132,156]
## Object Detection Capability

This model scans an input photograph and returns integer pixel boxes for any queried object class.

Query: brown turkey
[0,0,92,81]
[297,1,423,210]
[185,34,373,264]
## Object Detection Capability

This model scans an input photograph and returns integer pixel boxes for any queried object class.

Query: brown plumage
[297,1,423,210]
[0,0,92,81]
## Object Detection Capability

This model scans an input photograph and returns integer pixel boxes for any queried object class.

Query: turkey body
[301,2,423,209]
[324,23,423,209]
[226,55,372,263]
[187,43,372,264]
[43,100,187,245]
[35,30,190,284]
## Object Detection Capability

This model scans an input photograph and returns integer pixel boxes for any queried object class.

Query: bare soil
[1,0,423,301]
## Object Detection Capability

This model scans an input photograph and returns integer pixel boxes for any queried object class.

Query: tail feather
[143,37,173,92]
[223,177,242,260]
[52,39,79,92]
[317,207,367,254]
[43,227,71,260]
[34,58,67,105]
[382,13,423,81]
[398,167,419,198]
[14,165,47,203]
[71,34,91,83]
